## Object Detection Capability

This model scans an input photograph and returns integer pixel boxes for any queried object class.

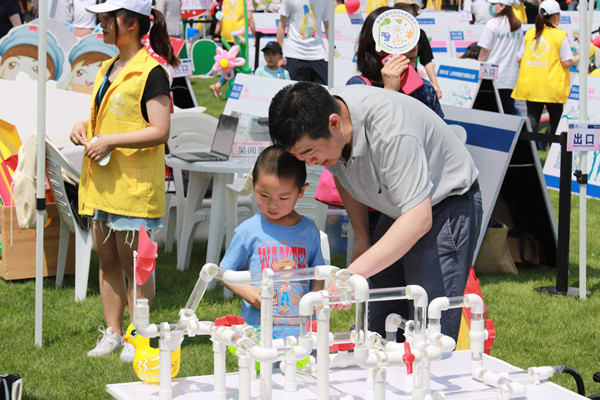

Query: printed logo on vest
[530,37,550,59]
[109,93,124,115]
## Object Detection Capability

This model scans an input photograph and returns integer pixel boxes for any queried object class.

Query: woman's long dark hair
[534,12,557,41]
[496,4,521,32]
[111,8,180,68]
[355,6,392,83]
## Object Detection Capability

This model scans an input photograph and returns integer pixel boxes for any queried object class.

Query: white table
[106,350,586,400]
[165,155,256,270]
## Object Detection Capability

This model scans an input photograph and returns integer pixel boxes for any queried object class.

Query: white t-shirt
[72,0,97,29]
[53,0,73,24]
[279,0,329,60]
[478,16,522,89]
[471,0,492,25]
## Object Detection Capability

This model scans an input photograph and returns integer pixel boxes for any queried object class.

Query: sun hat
[261,41,282,54]
[539,0,561,16]
[393,0,421,15]
[86,0,152,17]
[486,0,513,6]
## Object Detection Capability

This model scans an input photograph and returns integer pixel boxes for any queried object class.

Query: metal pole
[35,0,48,347]
[327,0,335,88]
[577,0,591,299]
[556,131,571,294]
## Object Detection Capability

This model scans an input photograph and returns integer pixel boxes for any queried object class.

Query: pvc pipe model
[260,268,275,400]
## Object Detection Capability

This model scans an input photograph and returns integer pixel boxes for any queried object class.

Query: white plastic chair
[164,111,219,253]
[45,140,94,302]
[223,165,330,298]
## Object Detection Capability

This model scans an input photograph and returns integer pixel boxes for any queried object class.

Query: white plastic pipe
[406,285,428,343]
[259,268,274,400]
[373,366,387,400]
[237,349,253,400]
[385,313,407,342]
[223,269,252,286]
[134,299,159,338]
[316,290,331,400]
[213,330,227,400]
[185,263,226,311]
[159,322,173,400]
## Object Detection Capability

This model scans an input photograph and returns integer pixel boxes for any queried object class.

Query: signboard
[224,73,294,118]
[448,24,485,57]
[442,106,528,257]
[421,25,452,57]
[181,0,211,18]
[567,123,600,152]
[544,74,600,198]
[479,62,498,80]
[436,57,482,109]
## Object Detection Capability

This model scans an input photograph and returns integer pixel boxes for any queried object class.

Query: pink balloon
[346,0,360,14]
[593,35,600,49]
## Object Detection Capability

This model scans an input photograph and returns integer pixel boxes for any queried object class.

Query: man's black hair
[268,82,340,150]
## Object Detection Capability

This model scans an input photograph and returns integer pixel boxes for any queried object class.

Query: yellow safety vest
[512,27,570,103]
[221,0,246,43]
[513,3,527,24]
[366,0,388,13]
[425,0,442,11]
[79,47,166,218]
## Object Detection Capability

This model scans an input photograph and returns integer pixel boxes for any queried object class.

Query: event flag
[135,226,158,285]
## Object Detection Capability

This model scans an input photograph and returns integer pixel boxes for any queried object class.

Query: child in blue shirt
[220,145,324,339]
[254,41,291,80]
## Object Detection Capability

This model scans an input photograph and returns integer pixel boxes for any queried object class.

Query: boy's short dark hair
[253,145,307,189]
[269,82,340,150]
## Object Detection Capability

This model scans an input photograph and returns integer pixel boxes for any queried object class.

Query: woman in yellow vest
[512,0,579,135]
[69,0,180,361]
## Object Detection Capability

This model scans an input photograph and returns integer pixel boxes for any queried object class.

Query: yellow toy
[123,324,181,384]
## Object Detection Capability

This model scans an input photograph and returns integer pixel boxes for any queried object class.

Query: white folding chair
[45,140,94,302]
[164,111,218,253]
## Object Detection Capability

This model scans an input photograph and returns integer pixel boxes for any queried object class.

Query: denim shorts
[93,209,163,232]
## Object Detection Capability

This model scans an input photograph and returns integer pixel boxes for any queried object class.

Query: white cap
[539,0,561,16]
[487,0,513,6]
[86,0,152,17]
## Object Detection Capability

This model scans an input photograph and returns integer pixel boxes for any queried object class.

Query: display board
[223,73,293,118]
[444,105,557,266]
[448,24,485,58]
[436,57,482,108]
[544,74,600,198]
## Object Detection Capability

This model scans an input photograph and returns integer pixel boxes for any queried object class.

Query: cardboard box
[0,204,75,280]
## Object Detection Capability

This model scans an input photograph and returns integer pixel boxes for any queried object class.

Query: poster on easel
[543,74,600,198]
[435,56,482,108]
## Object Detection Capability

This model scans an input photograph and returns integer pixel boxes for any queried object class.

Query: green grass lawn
[1,78,599,399]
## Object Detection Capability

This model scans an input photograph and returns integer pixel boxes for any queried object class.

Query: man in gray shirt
[268,82,482,341]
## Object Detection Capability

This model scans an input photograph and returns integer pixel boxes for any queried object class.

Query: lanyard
[96,61,116,109]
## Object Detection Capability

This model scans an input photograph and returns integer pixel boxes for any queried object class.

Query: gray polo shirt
[328,85,478,219]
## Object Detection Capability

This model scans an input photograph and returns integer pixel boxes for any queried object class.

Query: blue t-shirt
[346,75,444,119]
[254,65,291,80]
[220,213,324,339]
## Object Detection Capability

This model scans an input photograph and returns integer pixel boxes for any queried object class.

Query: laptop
[172,114,239,162]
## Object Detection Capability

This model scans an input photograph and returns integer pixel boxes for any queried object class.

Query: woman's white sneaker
[87,326,122,357]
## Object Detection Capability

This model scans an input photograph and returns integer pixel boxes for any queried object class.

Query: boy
[220,145,324,339]
[254,41,291,80]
